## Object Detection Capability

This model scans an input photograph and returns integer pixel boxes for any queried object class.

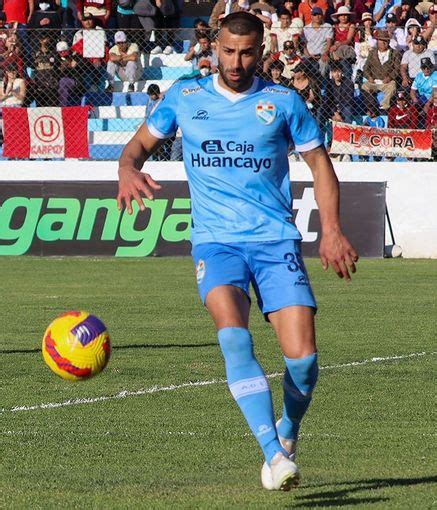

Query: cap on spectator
[311,7,323,15]
[331,6,356,20]
[375,29,391,41]
[361,12,374,22]
[114,31,127,43]
[386,12,397,22]
[56,41,70,52]
[420,57,434,68]
[413,35,426,45]
[198,58,212,68]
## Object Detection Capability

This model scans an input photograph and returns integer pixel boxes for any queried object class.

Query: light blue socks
[218,327,286,464]
[277,353,319,441]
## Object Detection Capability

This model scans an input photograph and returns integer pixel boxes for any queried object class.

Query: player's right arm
[117,124,163,214]
[118,82,180,214]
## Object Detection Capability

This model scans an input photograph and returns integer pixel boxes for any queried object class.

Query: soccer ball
[42,311,111,381]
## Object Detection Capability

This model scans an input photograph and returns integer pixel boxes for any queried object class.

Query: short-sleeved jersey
[147,74,323,246]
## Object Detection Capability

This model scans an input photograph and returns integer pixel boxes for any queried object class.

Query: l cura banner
[331,122,432,159]
[2,106,89,159]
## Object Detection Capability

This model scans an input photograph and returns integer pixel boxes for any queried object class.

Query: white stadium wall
[0,160,436,258]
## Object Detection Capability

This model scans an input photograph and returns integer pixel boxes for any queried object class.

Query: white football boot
[261,420,298,490]
[264,452,300,491]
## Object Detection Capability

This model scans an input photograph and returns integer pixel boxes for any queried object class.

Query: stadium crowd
[0,0,435,158]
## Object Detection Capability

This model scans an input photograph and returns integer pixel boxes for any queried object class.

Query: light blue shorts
[192,240,317,316]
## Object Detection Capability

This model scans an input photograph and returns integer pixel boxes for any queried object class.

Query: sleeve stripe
[147,122,174,140]
[296,138,324,152]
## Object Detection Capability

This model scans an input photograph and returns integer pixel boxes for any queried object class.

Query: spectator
[59,0,79,30]
[107,30,142,93]
[353,0,377,22]
[329,6,356,77]
[282,0,299,19]
[396,0,423,26]
[388,90,418,127]
[184,34,218,71]
[354,12,376,77]
[410,56,437,107]
[76,0,111,27]
[57,40,85,105]
[384,12,407,50]
[32,33,59,106]
[362,29,401,110]
[289,59,321,112]
[145,83,161,119]
[422,5,437,50]
[152,0,181,56]
[0,12,9,53]
[361,102,386,160]
[373,0,401,28]
[28,1,62,35]
[298,0,328,26]
[198,58,213,77]
[0,62,26,106]
[267,59,289,85]
[323,61,354,124]
[425,88,436,159]
[270,9,294,53]
[250,0,278,24]
[0,34,24,78]
[3,0,33,29]
[403,17,422,49]
[263,39,302,79]
[401,35,435,89]
[189,18,211,48]
[72,13,108,92]
[302,7,333,76]
[116,0,142,34]
[209,0,250,30]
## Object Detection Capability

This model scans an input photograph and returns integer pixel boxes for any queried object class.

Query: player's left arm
[300,145,359,280]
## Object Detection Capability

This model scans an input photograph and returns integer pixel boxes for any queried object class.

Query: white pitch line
[1,351,435,415]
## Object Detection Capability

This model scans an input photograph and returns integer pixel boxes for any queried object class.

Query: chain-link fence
[0,27,435,161]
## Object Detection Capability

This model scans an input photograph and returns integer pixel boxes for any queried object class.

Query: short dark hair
[219,12,264,41]
[147,84,160,96]
[269,60,285,72]
[277,8,291,17]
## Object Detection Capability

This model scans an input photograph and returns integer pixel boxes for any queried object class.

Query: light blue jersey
[147,74,323,246]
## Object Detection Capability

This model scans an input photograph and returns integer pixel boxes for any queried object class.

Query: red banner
[331,122,432,159]
[3,106,89,159]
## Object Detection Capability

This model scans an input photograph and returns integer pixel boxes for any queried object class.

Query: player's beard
[218,60,257,93]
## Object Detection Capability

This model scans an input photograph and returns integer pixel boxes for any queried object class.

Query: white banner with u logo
[27,108,66,159]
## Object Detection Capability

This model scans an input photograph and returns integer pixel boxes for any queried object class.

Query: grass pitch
[0,257,436,509]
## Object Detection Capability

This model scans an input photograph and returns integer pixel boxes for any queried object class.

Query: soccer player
[117,12,358,491]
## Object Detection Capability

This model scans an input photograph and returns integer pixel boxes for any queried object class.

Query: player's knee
[284,352,318,397]
[218,327,254,366]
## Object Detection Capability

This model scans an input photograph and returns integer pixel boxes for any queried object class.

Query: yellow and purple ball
[42,311,111,381]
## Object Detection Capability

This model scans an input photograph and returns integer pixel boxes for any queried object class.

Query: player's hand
[117,166,162,214]
[319,230,359,281]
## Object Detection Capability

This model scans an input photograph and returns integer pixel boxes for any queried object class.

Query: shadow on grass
[290,475,437,508]
[0,342,217,354]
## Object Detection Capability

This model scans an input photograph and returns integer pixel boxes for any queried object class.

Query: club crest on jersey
[196,260,206,284]
[256,101,276,125]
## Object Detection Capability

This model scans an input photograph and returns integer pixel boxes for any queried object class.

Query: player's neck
[217,74,255,95]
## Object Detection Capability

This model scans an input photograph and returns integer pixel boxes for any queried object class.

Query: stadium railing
[0,27,434,161]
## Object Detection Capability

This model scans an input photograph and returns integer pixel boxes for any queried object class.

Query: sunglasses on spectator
[284,45,294,49]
